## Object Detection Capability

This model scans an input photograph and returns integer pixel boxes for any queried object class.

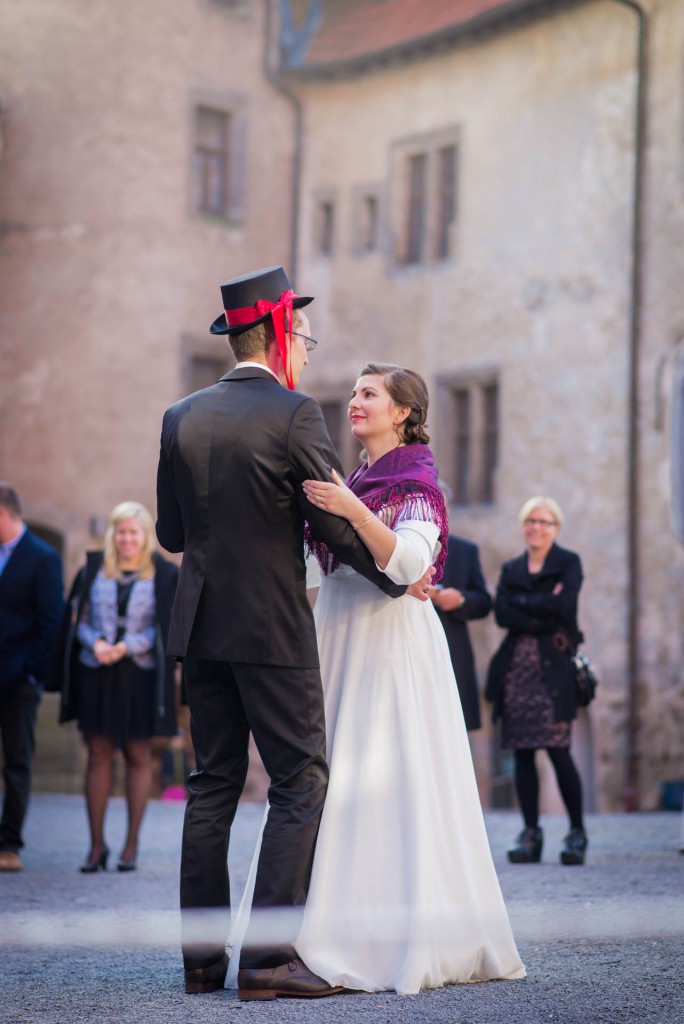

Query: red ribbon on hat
[226,289,297,390]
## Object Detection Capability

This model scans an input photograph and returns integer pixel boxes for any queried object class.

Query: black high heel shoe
[507,827,543,864]
[117,857,137,872]
[79,846,110,873]
[560,827,588,865]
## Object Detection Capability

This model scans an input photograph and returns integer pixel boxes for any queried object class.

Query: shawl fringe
[305,479,448,583]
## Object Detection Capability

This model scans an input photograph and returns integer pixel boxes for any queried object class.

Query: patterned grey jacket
[76,571,156,670]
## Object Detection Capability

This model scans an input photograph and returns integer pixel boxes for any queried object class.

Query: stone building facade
[0,0,295,580]
[0,0,295,794]
[2,0,683,811]
[281,0,684,811]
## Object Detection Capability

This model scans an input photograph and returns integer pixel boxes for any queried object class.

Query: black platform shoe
[560,827,588,865]
[79,846,110,873]
[507,827,543,864]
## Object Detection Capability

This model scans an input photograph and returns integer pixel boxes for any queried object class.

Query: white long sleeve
[380,520,441,586]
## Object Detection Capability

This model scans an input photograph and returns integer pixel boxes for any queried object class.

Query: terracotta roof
[294,0,542,70]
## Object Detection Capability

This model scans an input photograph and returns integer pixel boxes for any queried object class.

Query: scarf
[306,443,448,582]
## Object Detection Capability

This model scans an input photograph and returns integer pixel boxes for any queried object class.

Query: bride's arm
[302,472,437,598]
[382,521,440,585]
[303,470,397,569]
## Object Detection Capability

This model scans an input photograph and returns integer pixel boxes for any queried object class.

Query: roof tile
[302,0,519,66]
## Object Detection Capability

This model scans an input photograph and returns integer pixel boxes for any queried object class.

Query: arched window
[26,522,64,559]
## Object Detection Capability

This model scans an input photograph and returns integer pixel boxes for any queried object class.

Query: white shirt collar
[234,361,279,382]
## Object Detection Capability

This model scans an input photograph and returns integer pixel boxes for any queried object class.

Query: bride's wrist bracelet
[353,513,374,532]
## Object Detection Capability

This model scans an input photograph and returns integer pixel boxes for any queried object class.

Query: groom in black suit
[157,267,413,1000]
[0,484,64,871]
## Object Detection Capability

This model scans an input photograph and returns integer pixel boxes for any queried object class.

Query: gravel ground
[1,794,682,1024]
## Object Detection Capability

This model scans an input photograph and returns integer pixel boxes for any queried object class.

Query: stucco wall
[293,0,684,809]
[0,0,294,583]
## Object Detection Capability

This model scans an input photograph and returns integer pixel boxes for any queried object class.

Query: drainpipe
[610,0,646,811]
[263,0,303,283]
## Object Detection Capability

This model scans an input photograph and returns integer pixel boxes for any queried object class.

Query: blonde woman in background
[56,502,178,872]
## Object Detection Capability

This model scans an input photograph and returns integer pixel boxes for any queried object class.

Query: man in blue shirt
[0,483,63,870]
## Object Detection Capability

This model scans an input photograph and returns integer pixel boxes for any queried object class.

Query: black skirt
[77,659,158,748]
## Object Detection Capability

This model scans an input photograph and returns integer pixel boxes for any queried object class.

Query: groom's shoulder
[162,382,223,419]
[161,381,320,429]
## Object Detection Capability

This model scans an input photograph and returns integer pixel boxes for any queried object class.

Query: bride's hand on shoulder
[303,469,366,523]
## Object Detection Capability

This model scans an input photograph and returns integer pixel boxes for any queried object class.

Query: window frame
[307,387,363,477]
[436,370,500,508]
[190,88,248,224]
[181,333,234,397]
[312,188,338,258]
[390,126,460,269]
[350,183,384,257]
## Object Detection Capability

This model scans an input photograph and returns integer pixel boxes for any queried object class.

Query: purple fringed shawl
[306,444,449,582]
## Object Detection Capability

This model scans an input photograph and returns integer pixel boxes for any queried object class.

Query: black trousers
[0,680,40,852]
[180,657,328,971]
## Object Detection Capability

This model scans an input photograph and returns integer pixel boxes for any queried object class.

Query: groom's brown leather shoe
[184,952,229,993]
[237,957,344,1001]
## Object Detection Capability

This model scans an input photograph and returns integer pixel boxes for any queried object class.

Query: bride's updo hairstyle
[358,362,430,445]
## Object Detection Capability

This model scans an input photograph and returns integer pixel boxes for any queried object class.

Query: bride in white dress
[229,363,525,995]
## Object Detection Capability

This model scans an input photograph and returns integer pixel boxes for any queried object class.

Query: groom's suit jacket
[156,366,404,667]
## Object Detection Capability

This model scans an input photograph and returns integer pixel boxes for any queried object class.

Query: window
[317,200,335,256]
[453,389,471,504]
[362,196,378,251]
[194,107,231,215]
[188,355,228,393]
[26,523,64,558]
[350,185,383,256]
[207,0,248,9]
[481,382,499,505]
[435,144,457,260]
[391,128,459,266]
[191,97,246,221]
[437,375,499,506]
[405,153,428,264]
[182,334,232,396]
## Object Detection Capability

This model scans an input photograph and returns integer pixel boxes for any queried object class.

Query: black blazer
[0,529,64,700]
[54,551,179,734]
[433,535,492,731]
[156,366,405,667]
[485,542,583,724]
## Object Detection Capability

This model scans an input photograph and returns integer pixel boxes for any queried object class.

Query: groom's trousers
[180,656,328,971]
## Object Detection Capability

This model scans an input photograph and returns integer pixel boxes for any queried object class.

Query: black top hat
[209,266,313,336]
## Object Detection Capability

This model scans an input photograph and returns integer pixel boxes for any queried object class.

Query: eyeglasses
[524,518,558,528]
[291,331,318,352]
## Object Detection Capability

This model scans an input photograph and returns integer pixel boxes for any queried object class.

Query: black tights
[514,747,584,831]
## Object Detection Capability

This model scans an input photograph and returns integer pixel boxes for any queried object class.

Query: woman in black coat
[486,496,587,866]
[55,502,178,872]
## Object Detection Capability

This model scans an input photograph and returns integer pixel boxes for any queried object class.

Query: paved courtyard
[1,794,682,1023]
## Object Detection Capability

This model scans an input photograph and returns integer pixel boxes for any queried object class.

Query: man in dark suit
[0,483,64,871]
[430,533,492,731]
[157,267,425,1000]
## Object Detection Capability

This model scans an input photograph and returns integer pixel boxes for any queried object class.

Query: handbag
[571,651,598,707]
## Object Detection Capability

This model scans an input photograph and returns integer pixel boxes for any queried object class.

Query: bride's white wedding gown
[227,515,525,994]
